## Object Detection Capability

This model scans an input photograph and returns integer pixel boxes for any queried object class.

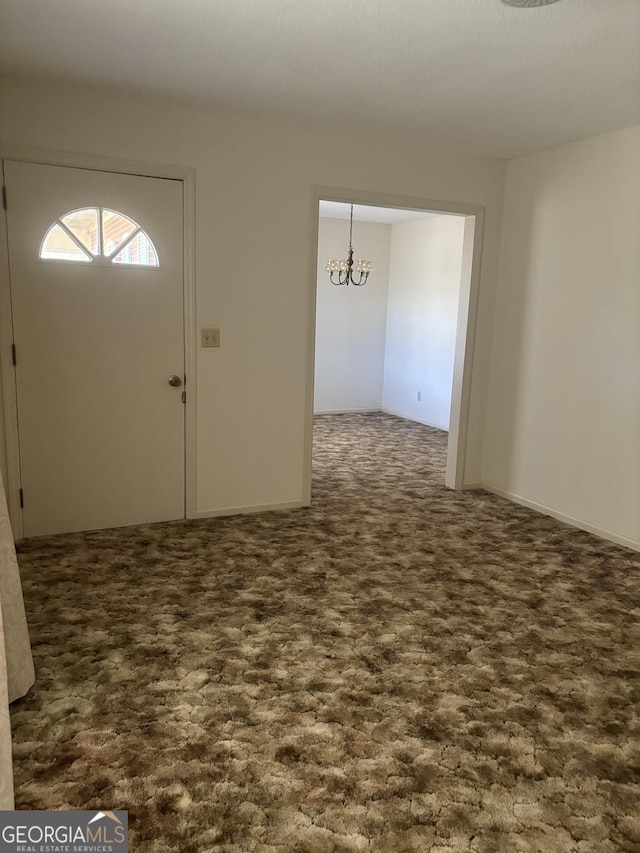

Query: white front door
[4,160,185,537]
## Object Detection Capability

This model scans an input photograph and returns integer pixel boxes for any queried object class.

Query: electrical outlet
[201,327,220,348]
[417,391,422,402]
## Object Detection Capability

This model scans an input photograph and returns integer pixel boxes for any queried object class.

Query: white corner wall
[314,218,391,413]
[0,75,506,518]
[483,126,640,550]
[382,215,466,430]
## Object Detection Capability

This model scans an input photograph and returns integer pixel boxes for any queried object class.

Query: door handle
[168,375,182,387]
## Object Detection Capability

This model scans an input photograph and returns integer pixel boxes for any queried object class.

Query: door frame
[0,148,197,539]
[304,186,486,499]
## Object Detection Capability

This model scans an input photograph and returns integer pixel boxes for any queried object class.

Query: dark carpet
[11,413,640,852]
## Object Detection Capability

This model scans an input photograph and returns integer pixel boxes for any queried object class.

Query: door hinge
[19,488,24,508]
[2,186,6,211]
[181,390,187,404]
[11,344,16,366]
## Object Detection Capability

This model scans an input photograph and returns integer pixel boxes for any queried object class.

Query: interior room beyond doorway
[314,201,466,435]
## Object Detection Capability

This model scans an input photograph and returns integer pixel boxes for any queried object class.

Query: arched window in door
[40,208,159,266]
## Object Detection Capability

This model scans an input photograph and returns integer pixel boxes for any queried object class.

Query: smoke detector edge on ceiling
[501,0,563,7]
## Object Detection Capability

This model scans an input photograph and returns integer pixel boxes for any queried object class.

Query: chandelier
[326,204,372,286]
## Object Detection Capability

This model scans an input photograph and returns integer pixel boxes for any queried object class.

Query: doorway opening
[305,189,483,498]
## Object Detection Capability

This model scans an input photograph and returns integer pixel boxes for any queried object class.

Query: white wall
[382,215,465,430]
[0,75,506,517]
[484,125,640,549]
[314,218,391,413]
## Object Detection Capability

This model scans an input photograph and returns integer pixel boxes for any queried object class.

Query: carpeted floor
[11,413,640,852]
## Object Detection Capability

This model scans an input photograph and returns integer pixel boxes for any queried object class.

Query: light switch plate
[201,327,220,348]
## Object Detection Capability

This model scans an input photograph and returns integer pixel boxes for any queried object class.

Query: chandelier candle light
[326,204,372,286]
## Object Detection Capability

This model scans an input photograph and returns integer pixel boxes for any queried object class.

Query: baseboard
[314,408,382,415]
[482,484,640,553]
[380,406,448,432]
[193,500,308,520]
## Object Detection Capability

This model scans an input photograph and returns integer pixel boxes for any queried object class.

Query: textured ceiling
[1,0,639,158]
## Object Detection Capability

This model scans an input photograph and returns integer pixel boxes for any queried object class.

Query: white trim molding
[380,406,449,434]
[195,500,307,520]
[483,484,640,553]
[314,408,382,416]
